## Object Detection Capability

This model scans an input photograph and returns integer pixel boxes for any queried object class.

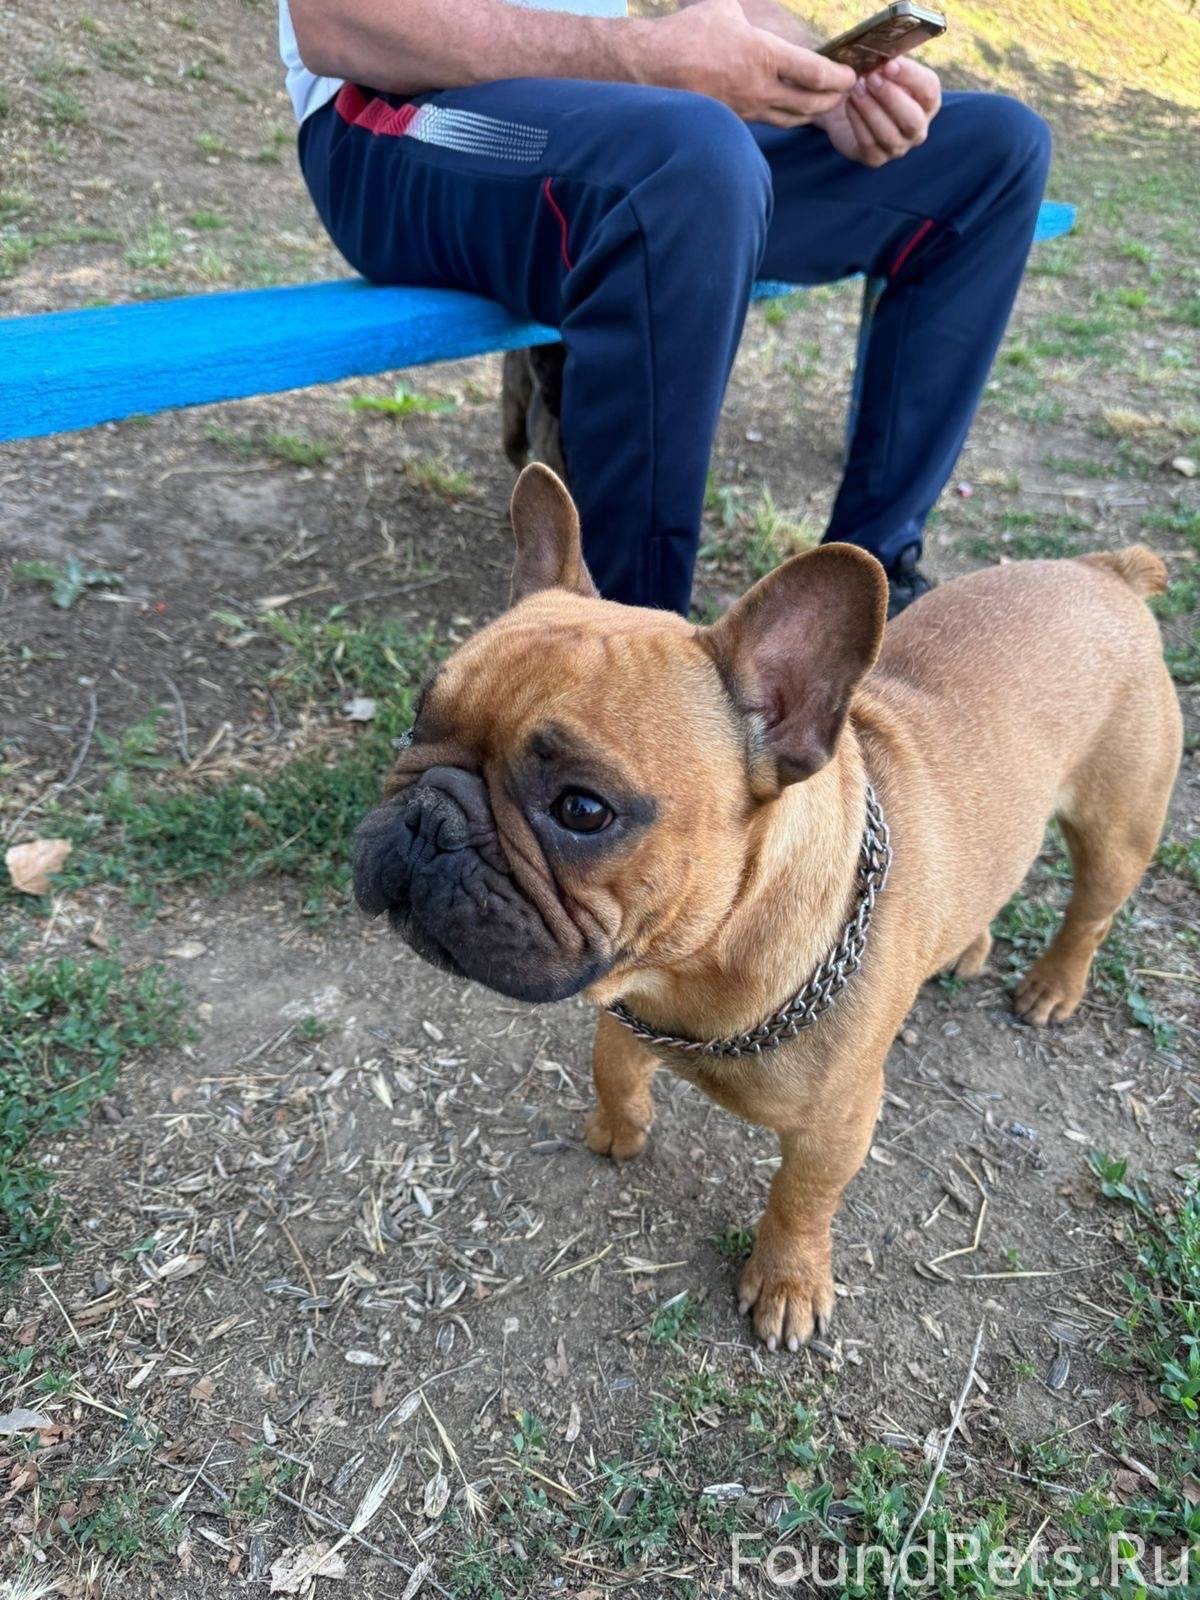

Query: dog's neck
[599,733,870,1045]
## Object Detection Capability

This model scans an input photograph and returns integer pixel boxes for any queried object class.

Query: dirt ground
[1,0,1199,1596]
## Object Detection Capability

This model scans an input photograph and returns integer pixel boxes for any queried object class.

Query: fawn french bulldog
[354,465,1182,1350]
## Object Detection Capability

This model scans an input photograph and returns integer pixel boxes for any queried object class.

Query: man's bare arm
[289,0,853,126]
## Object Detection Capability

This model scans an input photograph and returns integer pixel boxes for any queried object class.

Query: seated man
[281,0,1050,617]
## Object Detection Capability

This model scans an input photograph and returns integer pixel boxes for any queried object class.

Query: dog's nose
[400,780,471,854]
[405,766,492,845]
[352,766,493,917]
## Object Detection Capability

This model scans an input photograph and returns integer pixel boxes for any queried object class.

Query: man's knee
[633,91,772,237]
[956,93,1052,191]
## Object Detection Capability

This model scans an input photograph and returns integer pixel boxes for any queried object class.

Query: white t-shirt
[279,0,631,123]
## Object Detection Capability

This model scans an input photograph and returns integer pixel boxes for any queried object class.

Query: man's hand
[654,0,855,127]
[817,56,941,166]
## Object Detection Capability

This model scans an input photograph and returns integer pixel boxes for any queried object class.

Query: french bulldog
[353,465,1182,1351]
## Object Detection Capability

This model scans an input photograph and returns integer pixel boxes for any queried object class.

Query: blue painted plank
[751,200,1076,303]
[0,282,560,443]
[0,201,1075,444]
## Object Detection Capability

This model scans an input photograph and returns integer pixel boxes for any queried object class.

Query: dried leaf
[423,1468,450,1519]
[1045,1349,1070,1390]
[401,1559,434,1600]
[270,1543,348,1592]
[157,1253,207,1280]
[5,838,72,897]
[392,1392,421,1427]
[564,1401,581,1443]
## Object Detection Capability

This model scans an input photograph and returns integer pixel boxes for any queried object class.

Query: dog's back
[858,548,1182,989]
[876,546,1173,730]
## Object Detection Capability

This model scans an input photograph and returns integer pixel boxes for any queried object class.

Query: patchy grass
[441,1157,1200,1597]
[0,959,185,1281]
[700,484,818,582]
[33,85,89,127]
[404,455,476,499]
[205,424,331,467]
[966,510,1087,562]
[29,611,436,918]
[123,219,177,271]
[1156,835,1200,889]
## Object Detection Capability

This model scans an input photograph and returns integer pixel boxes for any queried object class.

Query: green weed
[93,707,176,775]
[68,1487,182,1561]
[35,86,88,126]
[12,556,122,609]
[1156,835,1200,888]
[0,959,184,1280]
[649,1290,699,1346]
[204,425,330,466]
[713,1225,755,1260]
[231,1454,299,1520]
[1165,629,1200,685]
[349,385,458,419]
[0,233,35,279]
[124,220,177,270]
[264,431,330,467]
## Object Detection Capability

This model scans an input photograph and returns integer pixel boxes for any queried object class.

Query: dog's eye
[551,790,614,834]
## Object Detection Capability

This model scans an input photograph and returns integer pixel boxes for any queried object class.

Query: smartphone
[817,1,947,73]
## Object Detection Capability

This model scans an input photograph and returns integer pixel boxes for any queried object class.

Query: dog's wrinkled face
[353,466,886,1004]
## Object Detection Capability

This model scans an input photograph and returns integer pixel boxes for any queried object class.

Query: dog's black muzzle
[352,766,602,1003]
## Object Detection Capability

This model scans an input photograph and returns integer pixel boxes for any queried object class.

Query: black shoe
[886,544,935,619]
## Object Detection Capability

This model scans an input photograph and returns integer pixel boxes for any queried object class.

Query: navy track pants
[299,78,1050,613]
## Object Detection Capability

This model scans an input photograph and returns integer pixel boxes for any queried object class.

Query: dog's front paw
[583,1104,650,1161]
[737,1242,835,1353]
[1013,960,1086,1026]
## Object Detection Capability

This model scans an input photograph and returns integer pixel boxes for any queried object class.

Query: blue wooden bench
[0,202,1074,444]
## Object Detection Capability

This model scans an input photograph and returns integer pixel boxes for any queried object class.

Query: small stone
[1170,456,1196,478]
[901,1026,919,1046]
[168,940,207,960]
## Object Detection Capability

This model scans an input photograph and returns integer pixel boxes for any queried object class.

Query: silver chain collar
[606,784,892,1061]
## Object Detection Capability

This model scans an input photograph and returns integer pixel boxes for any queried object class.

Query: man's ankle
[885,543,934,619]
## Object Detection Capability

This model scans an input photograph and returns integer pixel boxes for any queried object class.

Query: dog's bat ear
[702,543,887,788]
[509,463,598,603]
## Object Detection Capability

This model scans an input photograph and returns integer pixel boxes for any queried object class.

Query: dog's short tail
[1079,544,1168,599]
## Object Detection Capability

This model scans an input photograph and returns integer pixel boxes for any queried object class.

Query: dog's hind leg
[1014,774,1173,1027]
[584,1011,658,1161]
[953,928,992,978]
